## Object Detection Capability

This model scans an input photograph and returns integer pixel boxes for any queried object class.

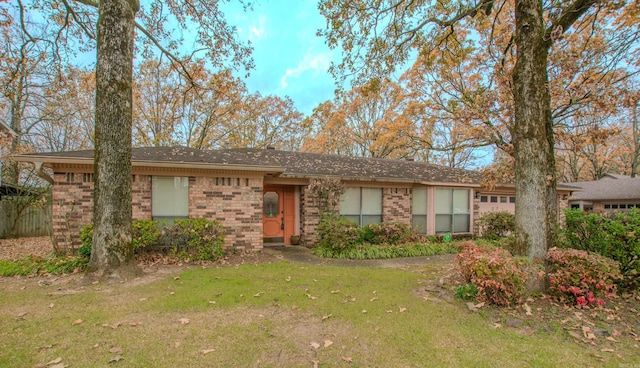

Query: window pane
[435,189,452,214]
[480,196,488,203]
[340,187,360,216]
[264,192,279,217]
[453,189,469,214]
[412,188,427,215]
[453,214,470,233]
[362,215,382,226]
[435,214,452,233]
[412,215,427,233]
[361,188,382,215]
[152,176,189,218]
[341,215,360,224]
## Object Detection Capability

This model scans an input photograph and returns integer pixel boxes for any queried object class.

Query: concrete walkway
[262,245,456,268]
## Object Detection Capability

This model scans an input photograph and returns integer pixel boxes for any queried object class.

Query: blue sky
[222,1,337,115]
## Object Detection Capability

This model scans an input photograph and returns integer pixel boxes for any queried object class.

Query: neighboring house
[15,146,569,251]
[567,174,640,212]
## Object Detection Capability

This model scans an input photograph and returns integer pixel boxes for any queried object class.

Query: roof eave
[12,154,285,174]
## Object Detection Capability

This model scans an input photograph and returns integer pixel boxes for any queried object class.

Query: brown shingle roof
[567,178,640,201]
[16,146,483,185]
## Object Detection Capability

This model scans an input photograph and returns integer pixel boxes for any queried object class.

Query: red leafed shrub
[546,247,622,307]
[456,242,527,306]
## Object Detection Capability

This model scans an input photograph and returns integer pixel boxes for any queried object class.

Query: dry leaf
[386,310,393,313]
[305,294,317,300]
[253,292,263,297]
[173,276,180,280]
[72,319,83,325]
[399,307,407,313]
[342,356,353,363]
[322,314,332,321]
[312,360,319,368]
[474,302,485,309]
[362,310,367,314]
[49,303,54,308]
[128,322,142,327]
[324,340,333,348]
[601,348,615,353]
[108,355,124,363]
[46,357,62,365]
[179,318,190,325]
[369,297,378,302]
[17,312,27,319]
[49,364,66,368]
[174,341,182,348]
[201,349,216,355]
[524,303,533,316]
[493,323,503,329]
[330,290,341,294]
[310,341,320,349]
[109,347,122,354]
[606,336,619,343]
[286,276,291,282]
[139,298,147,302]
[568,331,582,340]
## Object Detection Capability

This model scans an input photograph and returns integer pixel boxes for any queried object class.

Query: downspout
[34,162,54,185]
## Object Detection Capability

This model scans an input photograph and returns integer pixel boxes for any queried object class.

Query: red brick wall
[189,176,264,250]
[51,172,94,251]
[382,187,411,223]
[51,173,264,251]
[300,185,322,246]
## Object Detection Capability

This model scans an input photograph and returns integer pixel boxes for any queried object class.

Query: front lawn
[1,259,638,367]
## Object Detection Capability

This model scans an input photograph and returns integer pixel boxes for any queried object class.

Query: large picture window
[152,176,189,220]
[340,187,382,226]
[412,187,427,233]
[435,188,470,233]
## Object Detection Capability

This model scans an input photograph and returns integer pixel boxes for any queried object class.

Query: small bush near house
[79,220,162,257]
[546,247,622,307]
[164,218,226,261]
[78,218,225,262]
[562,208,640,290]
[362,222,425,245]
[455,242,527,307]
[478,211,515,240]
[316,215,364,252]
[313,216,455,259]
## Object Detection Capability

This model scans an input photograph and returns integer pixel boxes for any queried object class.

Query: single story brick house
[566,173,640,212]
[15,146,570,251]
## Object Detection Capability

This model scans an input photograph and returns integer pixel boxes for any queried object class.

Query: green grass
[1,260,638,367]
[0,255,87,276]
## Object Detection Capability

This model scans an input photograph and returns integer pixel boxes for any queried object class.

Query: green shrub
[132,219,162,252]
[455,241,527,306]
[78,218,223,261]
[164,218,226,261]
[562,208,640,289]
[547,247,622,307]
[316,215,363,252]
[478,211,515,240]
[362,222,423,245]
[312,241,457,259]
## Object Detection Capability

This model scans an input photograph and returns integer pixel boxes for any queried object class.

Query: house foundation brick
[300,185,322,246]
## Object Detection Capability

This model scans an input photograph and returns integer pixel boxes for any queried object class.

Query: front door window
[264,192,278,217]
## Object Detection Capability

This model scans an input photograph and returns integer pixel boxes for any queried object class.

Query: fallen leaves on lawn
[342,356,353,363]
[178,318,190,325]
[310,341,320,349]
[72,319,83,325]
[201,349,216,355]
[324,340,333,348]
[108,355,124,363]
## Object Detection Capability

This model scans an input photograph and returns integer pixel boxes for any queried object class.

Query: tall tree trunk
[87,0,140,281]
[512,0,557,291]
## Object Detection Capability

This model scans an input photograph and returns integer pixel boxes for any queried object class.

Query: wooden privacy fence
[0,199,51,238]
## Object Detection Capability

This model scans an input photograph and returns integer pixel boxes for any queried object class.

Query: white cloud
[280,51,332,88]
[249,15,267,41]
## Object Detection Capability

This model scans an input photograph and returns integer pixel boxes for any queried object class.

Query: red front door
[263,185,296,244]
[263,186,284,240]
